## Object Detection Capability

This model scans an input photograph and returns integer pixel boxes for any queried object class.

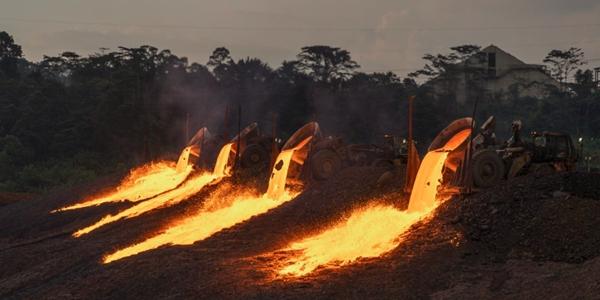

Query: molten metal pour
[71,140,237,237]
[277,128,471,276]
[56,162,193,212]
[103,146,302,263]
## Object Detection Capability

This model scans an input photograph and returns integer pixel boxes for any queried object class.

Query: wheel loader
[229,122,279,173]
[307,134,413,181]
[434,116,579,192]
[177,122,279,175]
[470,117,578,188]
[263,121,420,190]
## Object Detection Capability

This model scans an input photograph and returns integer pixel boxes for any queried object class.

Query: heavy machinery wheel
[241,144,269,171]
[471,149,505,188]
[310,149,342,181]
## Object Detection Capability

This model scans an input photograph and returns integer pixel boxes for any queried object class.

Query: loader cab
[530,132,577,163]
[383,135,405,156]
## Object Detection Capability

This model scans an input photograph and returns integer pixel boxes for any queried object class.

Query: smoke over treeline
[1,31,599,192]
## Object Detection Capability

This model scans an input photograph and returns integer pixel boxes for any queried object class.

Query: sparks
[56,161,192,212]
[277,128,470,276]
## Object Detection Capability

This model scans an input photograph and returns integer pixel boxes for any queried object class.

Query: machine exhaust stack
[404,96,419,193]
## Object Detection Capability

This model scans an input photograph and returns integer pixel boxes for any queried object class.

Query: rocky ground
[0,192,36,207]
[0,167,599,299]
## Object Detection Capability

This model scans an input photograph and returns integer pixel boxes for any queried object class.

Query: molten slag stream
[73,173,216,237]
[266,149,295,200]
[278,130,470,276]
[409,128,470,213]
[103,190,296,263]
[73,142,235,237]
[213,143,234,178]
[57,162,192,211]
[279,204,430,276]
[103,148,300,263]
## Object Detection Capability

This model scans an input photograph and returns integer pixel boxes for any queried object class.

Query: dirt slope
[1,169,599,299]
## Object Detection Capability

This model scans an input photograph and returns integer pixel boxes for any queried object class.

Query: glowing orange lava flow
[57,162,192,212]
[73,173,216,237]
[103,190,296,263]
[279,204,431,276]
[103,147,301,263]
[72,142,237,237]
[277,129,471,276]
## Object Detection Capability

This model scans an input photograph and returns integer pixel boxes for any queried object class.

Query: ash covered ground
[1,167,599,299]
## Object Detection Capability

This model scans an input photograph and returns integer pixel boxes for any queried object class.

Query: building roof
[424,44,562,92]
[480,44,527,65]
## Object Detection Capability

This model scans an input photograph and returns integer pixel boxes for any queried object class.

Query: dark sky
[2,0,599,77]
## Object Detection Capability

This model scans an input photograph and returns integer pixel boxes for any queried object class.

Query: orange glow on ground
[72,141,238,237]
[73,172,216,237]
[277,150,446,276]
[57,162,192,212]
[103,146,300,263]
[103,190,296,263]
[279,204,434,276]
[277,128,471,276]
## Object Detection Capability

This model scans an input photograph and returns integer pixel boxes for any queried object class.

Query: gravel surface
[0,169,599,299]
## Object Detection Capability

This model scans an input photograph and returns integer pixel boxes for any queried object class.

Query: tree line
[0,31,598,192]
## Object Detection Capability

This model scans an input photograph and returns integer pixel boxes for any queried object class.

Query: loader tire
[241,144,269,171]
[471,149,505,188]
[310,149,342,181]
